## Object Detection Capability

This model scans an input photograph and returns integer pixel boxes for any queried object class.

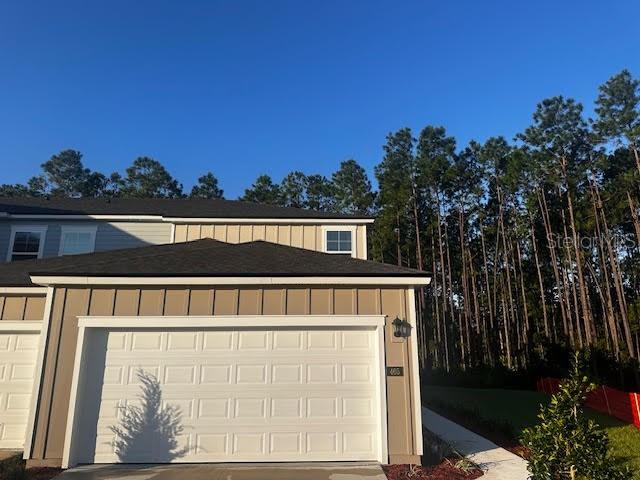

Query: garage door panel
[0,332,40,449]
[83,327,382,463]
[94,396,377,425]
[94,432,379,463]
[105,329,375,353]
[98,363,377,387]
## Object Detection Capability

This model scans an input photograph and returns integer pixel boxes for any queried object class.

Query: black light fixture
[392,317,412,338]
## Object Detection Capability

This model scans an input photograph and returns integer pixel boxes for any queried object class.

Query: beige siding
[0,294,45,321]
[29,285,418,466]
[172,223,368,259]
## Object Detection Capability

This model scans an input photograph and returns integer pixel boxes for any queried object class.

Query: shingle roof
[0,197,371,219]
[0,239,428,286]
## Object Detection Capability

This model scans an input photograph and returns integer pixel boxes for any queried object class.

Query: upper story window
[8,226,47,261]
[59,226,97,256]
[323,226,355,256]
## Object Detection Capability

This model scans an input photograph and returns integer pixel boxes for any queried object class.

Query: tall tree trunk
[590,181,621,359]
[434,192,450,370]
[528,210,550,339]
[430,230,445,370]
[458,206,472,364]
[539,188,569,340]
[562,156,594,345]
[500,276,513,369]
[395,211,402,267]
[479,226,494,365]
[444,224,463,368]
[480,227,495,329]
[631,143,640,178]
[628,191,640,247]
[595,183,635,357]
[516,240,530,347]
[561,203,583,348]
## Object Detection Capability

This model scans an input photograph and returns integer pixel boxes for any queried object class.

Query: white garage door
[85,327,383,463]
[0,330,40,449]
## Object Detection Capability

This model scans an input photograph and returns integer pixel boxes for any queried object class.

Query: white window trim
[321,225,357,258]
[62,314,388,468]
[58,225,98,256]
[7,225,48,262]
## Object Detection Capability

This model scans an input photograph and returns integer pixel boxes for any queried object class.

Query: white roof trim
[77,314,386,329]
[6,214,164,221]
[165,217,374,224]
[0,287,47,295]
[30,275,431,287]
[3,214,374,224]
[0,321,42,332]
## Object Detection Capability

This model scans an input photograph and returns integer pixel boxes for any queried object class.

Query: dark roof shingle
[0,197,370,219]
[0,239,428,286]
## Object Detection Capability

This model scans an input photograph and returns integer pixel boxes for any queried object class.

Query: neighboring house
[0,197,430,469]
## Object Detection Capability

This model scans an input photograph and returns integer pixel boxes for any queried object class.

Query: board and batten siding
[29,286,418,466]
[0,294,46,321]
[0,221,172,261]
[173,224,368,259]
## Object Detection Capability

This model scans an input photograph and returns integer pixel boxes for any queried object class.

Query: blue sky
[1,0,638,197]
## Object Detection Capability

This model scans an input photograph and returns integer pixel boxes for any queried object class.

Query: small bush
[520,352,629,480]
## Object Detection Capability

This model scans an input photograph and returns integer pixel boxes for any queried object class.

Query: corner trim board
[23,286,54,459]
[407,288,423,455]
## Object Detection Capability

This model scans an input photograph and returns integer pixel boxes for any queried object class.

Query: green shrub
[521,352,629,479]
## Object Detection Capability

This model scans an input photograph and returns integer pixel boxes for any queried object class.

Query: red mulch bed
[505,445,531,460]
[383,462,483,480]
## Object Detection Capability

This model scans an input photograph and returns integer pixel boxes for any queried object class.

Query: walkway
[422,407,529,479]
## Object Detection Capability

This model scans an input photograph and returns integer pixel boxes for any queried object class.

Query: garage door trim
[62,315,388,468]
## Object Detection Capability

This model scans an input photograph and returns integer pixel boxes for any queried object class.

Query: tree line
[0,152,375,216]
[2,70,639,383]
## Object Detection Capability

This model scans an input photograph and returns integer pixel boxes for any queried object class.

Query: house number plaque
[386,366,404,376]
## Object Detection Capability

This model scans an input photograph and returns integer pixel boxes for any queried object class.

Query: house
[0,197,430,468]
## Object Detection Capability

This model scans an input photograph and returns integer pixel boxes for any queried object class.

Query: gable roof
[0,197,371,220]
[0,239,429,286]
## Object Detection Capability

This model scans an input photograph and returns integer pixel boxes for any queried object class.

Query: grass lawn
[423,385,640,478]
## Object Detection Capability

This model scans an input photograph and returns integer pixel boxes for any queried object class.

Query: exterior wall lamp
[392,317,412,338]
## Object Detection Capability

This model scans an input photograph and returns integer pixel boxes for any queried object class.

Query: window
[8,226,47,261]
[325,230,352,253]
[59,226,97,256]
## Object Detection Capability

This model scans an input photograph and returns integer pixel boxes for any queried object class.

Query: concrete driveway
[53,463,387,480]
